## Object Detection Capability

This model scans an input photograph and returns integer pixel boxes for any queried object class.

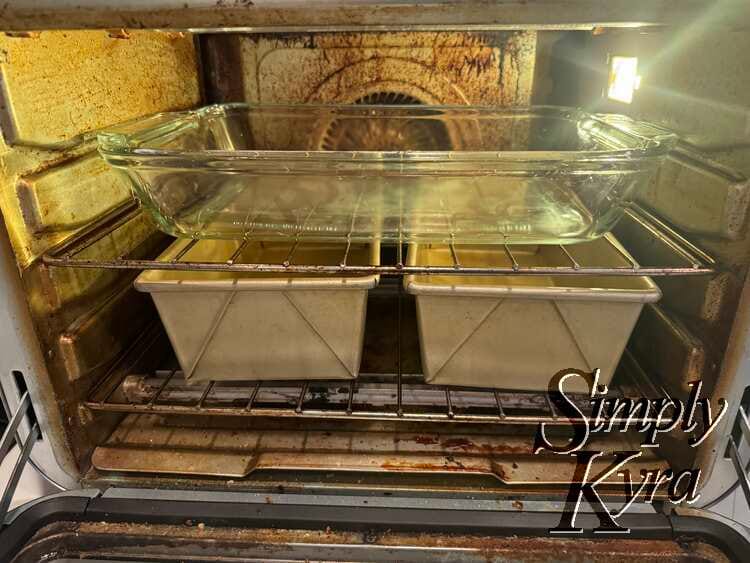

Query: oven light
[607,56,640,104]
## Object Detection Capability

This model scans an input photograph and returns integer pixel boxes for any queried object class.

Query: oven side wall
[0,30,201,481]
[566,25,750,502]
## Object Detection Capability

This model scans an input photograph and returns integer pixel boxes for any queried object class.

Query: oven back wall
[201,32,537,108]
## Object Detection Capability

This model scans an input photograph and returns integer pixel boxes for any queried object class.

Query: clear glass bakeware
[98,104,677,244]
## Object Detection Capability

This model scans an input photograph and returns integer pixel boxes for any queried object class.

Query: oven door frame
[1,489,750,562]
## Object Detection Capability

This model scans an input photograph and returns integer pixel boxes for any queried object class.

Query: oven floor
[88,412,670,499]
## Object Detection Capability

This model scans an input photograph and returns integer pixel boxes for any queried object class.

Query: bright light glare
[607,56,640,104]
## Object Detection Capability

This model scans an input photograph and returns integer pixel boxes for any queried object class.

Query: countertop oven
[1,1,750,561]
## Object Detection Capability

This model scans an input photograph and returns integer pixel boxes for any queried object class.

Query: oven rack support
[728,405,750,508]
[43,200,716,277]
[0,390,40,526]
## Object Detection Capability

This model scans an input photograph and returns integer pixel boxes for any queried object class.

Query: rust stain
[107,29,131,40]
[443,47,496,78]
[512,500,524,510]
[26,152,75,176]
[5,31,39,38]
[221,31,535,107]
[440,438,476,451]
[393,435,531,456]
[407,435,440,445]
[441,438,530,455]
[74,521,702,560]
[380,460,487,473]
[493,463,510,482]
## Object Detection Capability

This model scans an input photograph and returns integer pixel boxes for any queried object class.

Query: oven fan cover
[318,92,453,151]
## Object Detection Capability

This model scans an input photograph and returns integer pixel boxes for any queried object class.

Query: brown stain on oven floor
[395,435,532,455]
[380,460,488,474]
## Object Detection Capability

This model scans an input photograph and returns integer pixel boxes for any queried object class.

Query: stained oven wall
[201,32,537,107]
[543,25,750,491]
[0,30,201,480]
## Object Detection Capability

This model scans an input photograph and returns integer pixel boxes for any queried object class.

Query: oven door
[1,489,749,562]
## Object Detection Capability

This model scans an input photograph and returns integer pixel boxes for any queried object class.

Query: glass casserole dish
[98,104,677,244]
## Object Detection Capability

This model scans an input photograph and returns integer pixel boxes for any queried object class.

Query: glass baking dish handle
[590,112,677,138]
[0,390,40,526]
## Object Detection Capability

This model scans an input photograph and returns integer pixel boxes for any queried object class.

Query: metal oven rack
[45,197,714,426]
[42,200,716,277]
[85,358,667,426]
[83,317,669,426]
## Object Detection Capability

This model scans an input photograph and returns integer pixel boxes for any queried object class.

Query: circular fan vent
[319,92,452,151]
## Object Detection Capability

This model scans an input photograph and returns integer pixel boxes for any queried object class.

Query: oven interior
[0,17,749,504]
